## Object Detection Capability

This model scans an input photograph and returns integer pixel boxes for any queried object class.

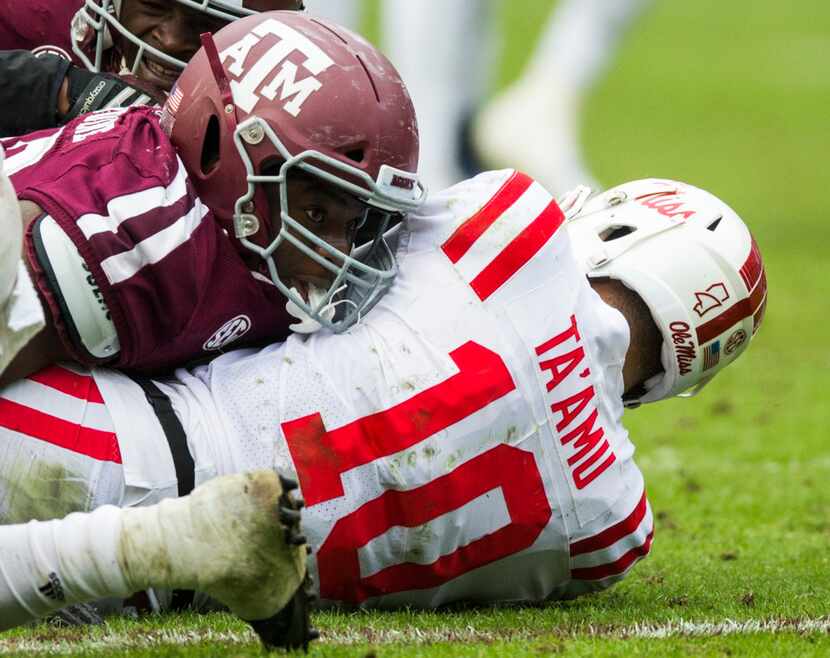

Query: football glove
[62,66,166,123]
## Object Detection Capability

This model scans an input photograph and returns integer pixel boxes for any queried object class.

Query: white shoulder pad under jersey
[188,170,653,608]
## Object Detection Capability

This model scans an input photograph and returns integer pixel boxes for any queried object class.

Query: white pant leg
[0,365,127,525]
[0,147,44,375]
[382,0,493,192]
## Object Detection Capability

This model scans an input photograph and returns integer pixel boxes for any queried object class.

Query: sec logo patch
[204,315,252,351]
[724,329,747,355]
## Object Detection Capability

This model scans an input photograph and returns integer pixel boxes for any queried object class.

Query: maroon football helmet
[162,11,424,332]
[71,0,304,76]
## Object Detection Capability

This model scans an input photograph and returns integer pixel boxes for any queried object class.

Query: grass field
[3,0,829,655]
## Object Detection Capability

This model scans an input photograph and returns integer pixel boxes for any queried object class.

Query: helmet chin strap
[200,32,239,134]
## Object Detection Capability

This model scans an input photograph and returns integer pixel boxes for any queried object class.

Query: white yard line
[610,618,830,639]
[0,629,254,655]
[2,617,830,653]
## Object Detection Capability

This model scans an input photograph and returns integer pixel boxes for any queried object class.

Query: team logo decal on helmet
[563,179,767,405]
[164,12,424,334]
[219,18,333,115]
[693,282,730,317]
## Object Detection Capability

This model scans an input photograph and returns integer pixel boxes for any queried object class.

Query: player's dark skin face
[269,175,367,300]
[115,0,304,91]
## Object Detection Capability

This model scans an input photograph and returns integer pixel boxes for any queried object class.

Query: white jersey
[96,170,653,608]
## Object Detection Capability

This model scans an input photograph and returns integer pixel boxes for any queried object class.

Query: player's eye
[305,208,326,224]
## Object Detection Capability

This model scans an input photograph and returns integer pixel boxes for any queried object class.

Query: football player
[0,0,305,136]
[0,12,423,384]
[0,170,767,624]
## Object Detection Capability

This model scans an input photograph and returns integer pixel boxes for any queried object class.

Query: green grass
[3,0,829,655]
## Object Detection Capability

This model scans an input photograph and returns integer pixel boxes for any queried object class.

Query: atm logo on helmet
[220,18,335,116]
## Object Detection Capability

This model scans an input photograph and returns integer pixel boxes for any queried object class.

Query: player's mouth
[286,276,332,304]
[139,56,181,90]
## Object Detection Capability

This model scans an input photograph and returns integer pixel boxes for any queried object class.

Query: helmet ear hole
[200,115,221,176]
[345,148,365,164]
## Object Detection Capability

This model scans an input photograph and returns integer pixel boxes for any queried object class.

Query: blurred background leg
[381,0,494,192]
[474,0,651,195]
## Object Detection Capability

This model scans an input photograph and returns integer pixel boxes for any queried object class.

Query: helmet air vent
[200,114,221,175]
[707,216,723,231]
[599,225,636,242]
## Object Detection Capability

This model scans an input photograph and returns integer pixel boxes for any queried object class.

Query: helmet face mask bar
[232,116,424,333]
[72,0,304,74]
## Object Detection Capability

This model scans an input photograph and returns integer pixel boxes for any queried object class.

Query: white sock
[0,505,131,631]
[0,472,305,632]
[119,471,305,622]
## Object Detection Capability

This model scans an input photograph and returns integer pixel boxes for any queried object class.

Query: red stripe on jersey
[27,366,105,403]
[570,491,648,556]
[571,530,654,581]
[470,200,565,301]
[0,398,121,463]
[441,171,533,263]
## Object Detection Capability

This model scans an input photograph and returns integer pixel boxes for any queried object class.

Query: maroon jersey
[3,107,293,373]
[0,0,82,55]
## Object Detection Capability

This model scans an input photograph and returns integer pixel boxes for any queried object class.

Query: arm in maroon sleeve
[9,107,295,373]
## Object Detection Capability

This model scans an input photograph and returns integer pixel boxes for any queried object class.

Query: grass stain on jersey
[0,459,92,524]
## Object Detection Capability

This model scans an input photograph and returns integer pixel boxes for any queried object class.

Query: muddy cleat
[118,470,308,638]
[249,570,318,651]
[48,602,104,627]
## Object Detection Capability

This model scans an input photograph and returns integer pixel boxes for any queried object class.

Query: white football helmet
[562,179,767,406]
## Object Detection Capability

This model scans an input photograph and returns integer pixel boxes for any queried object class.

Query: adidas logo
[38,572,65,602]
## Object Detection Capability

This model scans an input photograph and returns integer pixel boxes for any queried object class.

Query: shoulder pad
[31,215,120,361]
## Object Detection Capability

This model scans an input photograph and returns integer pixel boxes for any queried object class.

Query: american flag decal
[703,340,721,371]
[167,86,184,115]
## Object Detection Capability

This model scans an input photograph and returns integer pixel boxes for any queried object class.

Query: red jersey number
[282,341,552,603]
